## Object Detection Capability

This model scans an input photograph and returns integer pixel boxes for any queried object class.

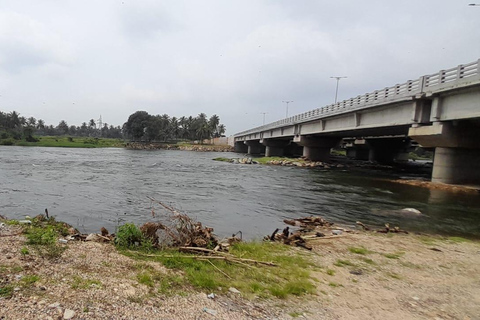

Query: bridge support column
[345,139,370,160]
[432,148,480,184]
[293,136,341,161]
[244,140,265,155]
[261,139,290,157]
[409,121,480,184]
[365,137,411,164]
[234,141,248,153]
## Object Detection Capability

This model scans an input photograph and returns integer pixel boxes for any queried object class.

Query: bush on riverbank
[5,136,125,148]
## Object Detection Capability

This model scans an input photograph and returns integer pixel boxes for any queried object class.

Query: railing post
[456,64,464,80]
[439,70,445,84]
[417,76,425,94]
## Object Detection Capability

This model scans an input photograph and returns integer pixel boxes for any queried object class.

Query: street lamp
[330,76,347,104]
[260,112,267,125]
[282,100,293,118]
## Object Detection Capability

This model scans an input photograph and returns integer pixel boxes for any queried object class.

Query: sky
[0,1,479,135]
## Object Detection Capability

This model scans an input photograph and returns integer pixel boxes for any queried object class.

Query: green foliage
[334,259,356,267]
[11,136,123,148]
[20,247,30,256]
[212,157,232,162]
[24,222,66,259]
[383,252,405,259]
[25,226,57,245]
[71,276,102,289]
[121,241,316,299]
[115,223,152,250]
[20,275,39,287]
[0,285,14,298]
[326,269,336,276]
[348,247,370,255]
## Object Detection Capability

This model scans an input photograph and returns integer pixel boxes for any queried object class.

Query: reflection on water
[1,146,479,239]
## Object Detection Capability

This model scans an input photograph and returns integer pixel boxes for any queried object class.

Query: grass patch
[0,285,14,298]
[71,276,102,290]
[121,241,316,299]
[383,252,405,260]
[359,257,376,265]
[24,221,66,259]
[348,247,370,255]
[334,259,356,267]
[212,157,232,162]
[11,136,124,148]
[20,275,40,287]
[326,269,335,276]
[387,272,403,280]
[400,261,422,269]
[328,282,342,288]
[446,237,472,244]
[417,235,437,245]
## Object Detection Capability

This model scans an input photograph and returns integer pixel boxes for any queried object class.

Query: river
[1,146,479,239]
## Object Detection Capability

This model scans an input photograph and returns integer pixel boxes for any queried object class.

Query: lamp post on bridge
[282,100,293,118]
[260,112,267,125]
[330,76,347,104]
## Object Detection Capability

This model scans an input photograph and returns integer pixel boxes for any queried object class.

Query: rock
[401,208,422,215]
[332,230,343,235]
[350,269,363,275]
[101,227,109,236]
[19,220,32,224]
[203,308,217,316]
[85,234,100,242]
[207,293,215,299]
[63,309,75,319]
[48,302,61,309]
[228,287,241,294]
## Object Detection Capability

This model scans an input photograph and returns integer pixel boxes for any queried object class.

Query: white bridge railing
[235,59,480,137]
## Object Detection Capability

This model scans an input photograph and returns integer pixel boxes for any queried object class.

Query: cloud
[0,11,74,74]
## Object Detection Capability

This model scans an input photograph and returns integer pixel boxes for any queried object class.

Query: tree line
[123,111,226,142]
[0,110,123,141]
[1,109,226,143]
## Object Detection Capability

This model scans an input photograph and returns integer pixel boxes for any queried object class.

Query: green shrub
[0,139,14,145]
[115,223,149,249]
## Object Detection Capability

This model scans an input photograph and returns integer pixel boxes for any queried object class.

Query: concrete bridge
[234,59,480,185]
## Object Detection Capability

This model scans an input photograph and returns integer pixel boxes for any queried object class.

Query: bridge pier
[244,140,265,155]
[366,137,411,164]
[261,139,290,157]
[294,136,340,161]
[234,141,248,153]
[345,139,370,160]
[409,121,480,184]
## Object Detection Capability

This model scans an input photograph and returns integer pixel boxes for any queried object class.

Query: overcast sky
[0,1,479,135]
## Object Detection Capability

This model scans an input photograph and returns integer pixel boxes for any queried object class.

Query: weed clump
[115,223,152,250]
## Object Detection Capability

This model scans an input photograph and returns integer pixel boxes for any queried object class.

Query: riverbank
[0,136,125,148]
[1,217,479,319]
[126,142,234,152]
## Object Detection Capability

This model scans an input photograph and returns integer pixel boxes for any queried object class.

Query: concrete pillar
[234,141,248,153]
[366,138,411,164]
[244,140,265,155]
[293,136,341,161]
[345,139,370,160]
[261,139,290,157]
[284,142,304,157]
[432,148,480,184]
[409,121,480,185]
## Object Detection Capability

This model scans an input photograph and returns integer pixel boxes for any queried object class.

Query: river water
[1,146,479,239]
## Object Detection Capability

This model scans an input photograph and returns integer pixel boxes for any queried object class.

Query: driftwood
[376,223,408,234]
[142,197,220,249]
[356,221,370,231]
[132,249,277,267]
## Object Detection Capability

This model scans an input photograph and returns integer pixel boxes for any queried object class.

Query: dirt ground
[1,224,479,320]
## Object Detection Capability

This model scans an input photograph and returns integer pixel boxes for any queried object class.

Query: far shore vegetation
[0,110,226,148]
